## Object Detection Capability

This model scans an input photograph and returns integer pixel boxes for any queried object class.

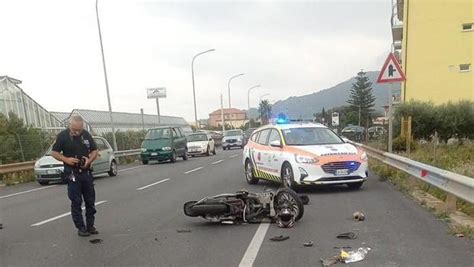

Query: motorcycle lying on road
[183,188,308,227]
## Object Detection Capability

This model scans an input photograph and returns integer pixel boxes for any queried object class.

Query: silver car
[34,136,118,185]
[222,129,244,150]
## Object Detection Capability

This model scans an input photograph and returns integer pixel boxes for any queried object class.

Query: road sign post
[377,53,406,153]
[147,87,167,126]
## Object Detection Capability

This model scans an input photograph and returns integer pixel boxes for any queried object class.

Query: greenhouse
[51,109,191,135]
[0,76,62,130]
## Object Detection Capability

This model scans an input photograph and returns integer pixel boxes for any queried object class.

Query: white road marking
[0,185,58,200]
[136,178,170,191]
[239,221,271,267]
[120,165,146,172]
[31,200,107,227]
[229,154,240,159]
[184,167,203,174]
[211,159,224,165]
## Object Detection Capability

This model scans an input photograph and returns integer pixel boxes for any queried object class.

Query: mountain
[271,71,400,119]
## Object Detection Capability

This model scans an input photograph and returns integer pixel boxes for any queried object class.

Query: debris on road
[0,223,3,229]
[270,235,289,242]
[340,247,371,263]
[320,255,341,266]
[303,241,314,247]
[176,229,192,233]
[353,211,365,221]
[336,232,358,239]
[89,239,103,244]
[455,233,465,238]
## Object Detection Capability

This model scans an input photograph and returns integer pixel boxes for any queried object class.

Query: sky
[0,0,392,122]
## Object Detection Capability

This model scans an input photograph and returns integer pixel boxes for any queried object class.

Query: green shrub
[392,136,417,152]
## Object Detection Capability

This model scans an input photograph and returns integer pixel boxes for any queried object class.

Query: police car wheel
[245,159,259,184]
[281,163,297,190]
[206,146,210,156]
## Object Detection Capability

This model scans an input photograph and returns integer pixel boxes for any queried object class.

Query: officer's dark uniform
[52,129,97,231]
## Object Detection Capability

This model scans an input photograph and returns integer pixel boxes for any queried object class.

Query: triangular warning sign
[377,53,406,83]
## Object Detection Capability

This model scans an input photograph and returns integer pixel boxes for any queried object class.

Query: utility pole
[140,108,145,131]
[96,0,118,151]
[220,94,225,133]
[155,98,161,125]
[388,83,393,153]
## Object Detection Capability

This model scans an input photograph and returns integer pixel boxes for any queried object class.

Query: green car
[140,126,188,164]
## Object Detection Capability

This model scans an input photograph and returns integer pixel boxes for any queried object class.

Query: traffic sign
[376,53,406,83]
[147,87,167,99]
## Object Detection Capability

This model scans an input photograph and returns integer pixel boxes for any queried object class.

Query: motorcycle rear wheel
[183,201,199,217]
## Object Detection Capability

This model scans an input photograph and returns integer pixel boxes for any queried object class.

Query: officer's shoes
[78,229,91,237]
[87,226,99,235]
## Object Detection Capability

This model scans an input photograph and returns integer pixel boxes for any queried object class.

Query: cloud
[0,0,392,122]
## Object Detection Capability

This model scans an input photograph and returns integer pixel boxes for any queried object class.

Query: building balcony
[391,0,403,42]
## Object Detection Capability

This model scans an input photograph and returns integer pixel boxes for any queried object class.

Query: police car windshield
[282,127,344,146]
[145,128,171,139]
[187,134,208,142]
[224,130,242,136]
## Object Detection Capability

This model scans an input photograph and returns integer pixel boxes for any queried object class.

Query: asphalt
[0,148,473,267]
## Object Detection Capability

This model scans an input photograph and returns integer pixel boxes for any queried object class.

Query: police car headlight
[360,152,368,161]
[162,146,172,151]
[141,148,147,152]
[295,154,318,164]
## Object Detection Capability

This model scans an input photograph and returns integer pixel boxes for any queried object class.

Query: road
[1,148,473,267]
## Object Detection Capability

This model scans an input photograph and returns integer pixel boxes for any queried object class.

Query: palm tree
[258,100,272,125]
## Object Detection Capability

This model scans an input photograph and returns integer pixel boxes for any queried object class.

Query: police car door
[267,129,284,179]
[254,129,271,178]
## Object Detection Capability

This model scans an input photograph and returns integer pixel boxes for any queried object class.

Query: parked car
[341,125,366,142]
[368,126,387,139]
[34,136,117,185]
[187,133,216,156]
[222,129,244,150]
[140,126,188,164]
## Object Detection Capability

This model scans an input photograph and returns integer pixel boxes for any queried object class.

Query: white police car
[243,120,368,190]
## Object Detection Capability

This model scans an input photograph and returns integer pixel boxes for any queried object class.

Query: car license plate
[151,152,158,156]
[46,169,56,174]
[336,169,349,176]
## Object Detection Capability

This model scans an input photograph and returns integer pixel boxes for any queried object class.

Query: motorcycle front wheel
[274,188,304,221]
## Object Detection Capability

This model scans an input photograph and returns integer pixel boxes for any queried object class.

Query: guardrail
[0,149,142,175]
[0,161,36,175]
[114,149,141,157]
[350,141,474,205]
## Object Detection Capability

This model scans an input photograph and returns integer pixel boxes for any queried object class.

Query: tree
[347,70,376,127]
[258,100,272,125]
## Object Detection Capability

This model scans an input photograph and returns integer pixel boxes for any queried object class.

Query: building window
[462,23,473,31]
[459,64,471,72]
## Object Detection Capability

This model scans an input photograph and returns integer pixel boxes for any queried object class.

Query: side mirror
[270,140,282,148]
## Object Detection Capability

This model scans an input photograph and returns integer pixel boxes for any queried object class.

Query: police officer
[51,115,99,237]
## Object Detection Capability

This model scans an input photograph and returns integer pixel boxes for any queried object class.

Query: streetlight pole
[227,73,244,108]
[247,85,260,128]
[192,49,215,130]
[96,0,118,151]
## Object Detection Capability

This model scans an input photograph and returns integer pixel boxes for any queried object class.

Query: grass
[368,141,474,217]
[0,170,36,186]
[448,225,474,240]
